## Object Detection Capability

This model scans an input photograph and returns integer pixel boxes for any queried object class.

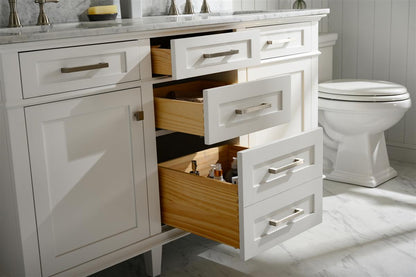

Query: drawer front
[19,41,141,98]
[238,128,322,207]
[171,30,260,80]
[204,75,291,144]
[258,23,312,60]
[240,177,322,260]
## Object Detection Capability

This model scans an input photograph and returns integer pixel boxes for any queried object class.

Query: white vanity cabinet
[0,11,327,277]
[0,39,167,277]
[25,89,150,276]
[153,20,323,260]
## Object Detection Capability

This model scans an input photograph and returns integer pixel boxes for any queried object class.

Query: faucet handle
[34,0,59,25]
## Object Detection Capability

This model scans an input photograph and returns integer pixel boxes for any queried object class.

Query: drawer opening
[159,144,246,248]
[150,30,233,77]
[153,79,232,137]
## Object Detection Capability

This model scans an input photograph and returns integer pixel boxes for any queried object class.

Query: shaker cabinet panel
[151,30,261,80]
[25,89,150,276]
[19,41,141,99]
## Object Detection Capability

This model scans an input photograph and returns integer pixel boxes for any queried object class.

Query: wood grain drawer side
[257,23,312,60]
[151,30,261,80]
[159,129,323,260]
[19,41,141,99]
[159,145,243,248]
[154,75,291,145]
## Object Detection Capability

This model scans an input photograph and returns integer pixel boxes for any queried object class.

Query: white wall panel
[405,0,416,146]
[341,0,359,78]
[356,0,374,80]
[328,0,416,163]
[278,0,292,9]
[328,0,343,79]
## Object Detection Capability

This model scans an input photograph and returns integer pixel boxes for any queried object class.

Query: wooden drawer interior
[153,79,231,136]
[159,144,246,248]
[151,46,172,76]
[150,30,233,77]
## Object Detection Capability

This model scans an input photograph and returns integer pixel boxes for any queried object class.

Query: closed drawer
[19,41,141,98]
[241,177,322,260]
[257,23,312,60]
[151,30,261,80]
[154,76,291,145]
[159,128,323,260]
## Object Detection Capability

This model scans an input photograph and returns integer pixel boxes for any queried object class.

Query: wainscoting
[328,0,416,163]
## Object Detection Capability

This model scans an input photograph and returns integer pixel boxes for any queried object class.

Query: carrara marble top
[0,9,329,45]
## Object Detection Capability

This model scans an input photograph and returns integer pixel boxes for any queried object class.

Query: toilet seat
[319,79,410,102]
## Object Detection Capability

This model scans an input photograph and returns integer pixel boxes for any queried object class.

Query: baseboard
[387,144,416,164]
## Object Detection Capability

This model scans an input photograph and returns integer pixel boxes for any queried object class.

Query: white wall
[328,0,416,163]
[142,0,328,22]
[0,0,120,27]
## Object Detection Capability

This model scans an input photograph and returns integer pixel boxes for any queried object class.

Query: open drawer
[151,30,261,80]
[154,75,291,145]
[159,128,323,260]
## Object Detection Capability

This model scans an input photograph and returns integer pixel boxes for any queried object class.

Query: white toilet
[318,33,411,187]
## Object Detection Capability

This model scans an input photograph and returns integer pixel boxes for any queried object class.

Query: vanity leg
[144,246,162,277]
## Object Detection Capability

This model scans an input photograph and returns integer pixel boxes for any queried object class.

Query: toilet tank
[318,33,338,83]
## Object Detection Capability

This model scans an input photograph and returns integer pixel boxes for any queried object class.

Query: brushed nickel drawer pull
[61,62,109,73]
[268,158,304,174]
[235,103,272,115]
[269,208,304,227]
[203,49,239,59]
[267,38,293,45]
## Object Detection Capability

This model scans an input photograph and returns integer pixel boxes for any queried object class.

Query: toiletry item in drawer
[159,128,323,260]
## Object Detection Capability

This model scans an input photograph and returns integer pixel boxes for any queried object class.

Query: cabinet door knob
[134,111,144,121]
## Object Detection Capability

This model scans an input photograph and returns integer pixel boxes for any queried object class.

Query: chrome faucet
[184,0,194,14]
[168,0,179,15]
[35,0,59,25]
[8,0,22,27]
[200,0,210,13]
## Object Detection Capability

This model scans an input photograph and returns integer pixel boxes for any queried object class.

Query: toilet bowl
[318,34,412,187]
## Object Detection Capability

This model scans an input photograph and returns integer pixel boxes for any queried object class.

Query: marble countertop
[0,9,329,45]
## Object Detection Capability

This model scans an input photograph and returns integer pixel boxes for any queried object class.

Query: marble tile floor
[92,160,416,277]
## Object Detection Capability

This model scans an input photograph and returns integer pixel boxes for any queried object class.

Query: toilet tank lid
[319,79,408,96]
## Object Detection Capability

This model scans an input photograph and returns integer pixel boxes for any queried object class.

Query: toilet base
[323,132,398,187]
[324,166,397,188]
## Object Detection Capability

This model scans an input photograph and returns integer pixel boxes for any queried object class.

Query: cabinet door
[25,89,150,276]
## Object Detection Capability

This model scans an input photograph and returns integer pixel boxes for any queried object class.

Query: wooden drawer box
[159,128,323,260]
[154,76,291,145]
[19,41,141,99]
[256,23,312,60]
[151,30,261,80]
